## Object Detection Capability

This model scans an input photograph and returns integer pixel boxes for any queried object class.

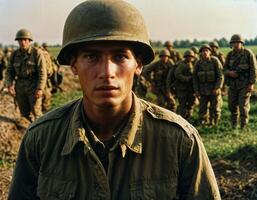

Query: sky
[0,0,257,45]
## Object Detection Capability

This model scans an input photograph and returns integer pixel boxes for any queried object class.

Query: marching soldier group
[136,34,257,129]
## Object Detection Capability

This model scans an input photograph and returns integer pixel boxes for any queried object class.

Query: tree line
[151,36,257,48]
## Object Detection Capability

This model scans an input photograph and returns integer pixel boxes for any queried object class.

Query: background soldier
[5,29,47,126]
[174,50,196,120]
[190,46,199,65]
[193,44,223,126]
[143,49,176,111]
[224,34,257,128]
[164,40,183,63]
[209,41,225,66]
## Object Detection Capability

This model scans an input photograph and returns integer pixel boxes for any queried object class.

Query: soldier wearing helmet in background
[190,46,199,65]
[174,50,196,120]
[8,1,221,199]
[209,41,225,66]
[143,49,176,111]
[5,29,47,126]
[209,41,226,96]
[42,42,63,94]
[164,40,183,64]
[224,34,257,129]
[0,47,13,86]
[193,44,224,126]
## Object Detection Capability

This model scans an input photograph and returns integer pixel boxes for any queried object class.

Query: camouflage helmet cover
[199,44,212,52]
[159,49,170,57]
[209,41,219,48]
[57,0,154,65]
[230,34,244,44]
[15,29,33,41]
[183,50,195,58]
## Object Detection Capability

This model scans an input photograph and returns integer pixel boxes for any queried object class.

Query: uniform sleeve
[223,52,231,78]
[36,49,47,90]
[248,50,257,85]
[142,62,155,81]
[192,61,199,92]
[5,52,16,87]
[214,59,224,90]
[8,132,40,200]
[175,63,191,82]
[178,129,221,200]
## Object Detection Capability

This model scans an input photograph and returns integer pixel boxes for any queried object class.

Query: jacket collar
[61,93,143,157]
[17,45,33,56]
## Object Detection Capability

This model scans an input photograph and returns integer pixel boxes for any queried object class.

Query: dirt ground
[0,67,257,200]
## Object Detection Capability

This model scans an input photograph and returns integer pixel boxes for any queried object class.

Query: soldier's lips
[95,85,119,94]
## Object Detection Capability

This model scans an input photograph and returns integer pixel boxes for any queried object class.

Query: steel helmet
[57,0,154,65]
[15,29,33,41]
[199,44,212,52]
[159,49,170,57]
[42,42,48,48]
[190,46,199,54]
[183,50,195,58]
[230,34,244,44]
[209,41,219,48]
[164,41,173,47]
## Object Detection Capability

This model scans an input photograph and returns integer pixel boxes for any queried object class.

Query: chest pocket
[13,62,21,73]
[37,174,77,200]
[130,179,177,200]
[26,60,37,75]
[197,71,206,83]
[206,71,216,82]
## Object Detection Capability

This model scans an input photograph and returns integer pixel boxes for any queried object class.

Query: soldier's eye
[83,54,98,62]
[114,54,128,62]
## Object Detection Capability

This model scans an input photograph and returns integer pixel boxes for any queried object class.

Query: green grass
[50,90,82,109]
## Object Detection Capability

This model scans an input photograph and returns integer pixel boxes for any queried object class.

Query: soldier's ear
[70,56,78,75]
[135,57,143,76]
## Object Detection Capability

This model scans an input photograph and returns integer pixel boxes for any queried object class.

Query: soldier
[164,40,183,63]
[209,41,225,66]
[8,1,221,199]
[193,44,224,126]
[224,34,257,129]
[40,42,57,111]
[5,29,47,124]
[174,50,196,120]
[190,46,199,65]
[143,49,176,111]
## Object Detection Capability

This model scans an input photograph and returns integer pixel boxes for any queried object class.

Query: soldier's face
[231,42,243,51]
[201,49,211,59]
[185,56,194,62]
[70,42,143,109]
[160,55,169,63]
[17,39,30,51]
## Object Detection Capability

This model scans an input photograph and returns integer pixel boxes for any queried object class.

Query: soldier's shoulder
[141,100,197,137]
[28,99,80,130]
[244,48,255,56]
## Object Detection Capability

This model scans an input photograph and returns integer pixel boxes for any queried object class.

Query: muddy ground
[0,67,256,200]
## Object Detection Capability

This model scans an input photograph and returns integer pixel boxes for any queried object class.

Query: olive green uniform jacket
[8,94,221,200]
[193,56,223,95]
[224,48,256,90]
